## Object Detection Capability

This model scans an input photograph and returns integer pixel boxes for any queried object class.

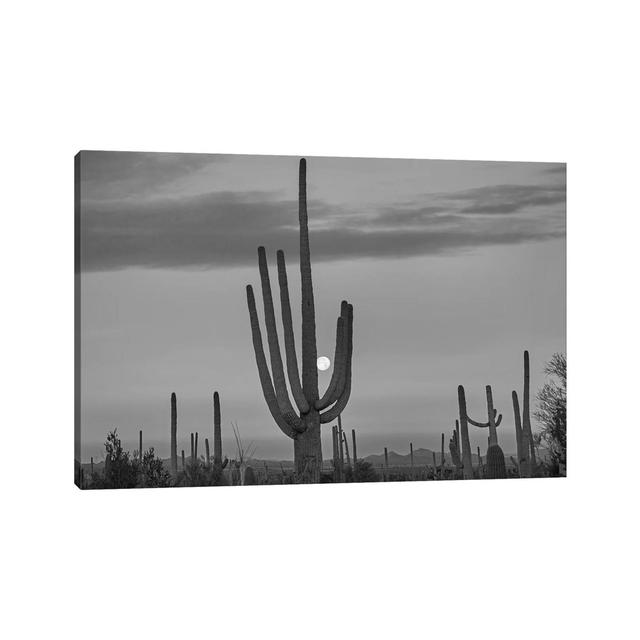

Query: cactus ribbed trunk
[486,386,499,446]
[486,444,507,479]
[170,392,177,475]
[332,425,339,481]
[410,442,414,476]
[522,351,537,467]
[293,411,322,482]
[246,159,354,483]
[512,390,529,477]
[213,391,223,466]
[343,430,351,472]
[457,386,474,479]
[298,159,318,404]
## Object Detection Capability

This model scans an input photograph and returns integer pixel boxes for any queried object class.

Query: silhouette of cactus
[512,389,526,477]
[410,442,415,476]
[456,386,475,479]
[205,438,210,466]
[332,425,342,482]
[522,350,537,468]
[460,384,505,479]
[511,351,537,478]
[342,428,352,473]
[449,426,463,474]
[486,444,507,479]
[212,391,228,469]
[170,392,177,475]
[246,159,354,482]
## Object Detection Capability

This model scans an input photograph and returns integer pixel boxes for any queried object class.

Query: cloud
[445,184,566,215]
[78,154,566,272]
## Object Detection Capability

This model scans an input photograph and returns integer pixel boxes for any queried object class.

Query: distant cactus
[456,386,475,479]
[332,425,342,482]
[205,438,210,466]
[212,391,228,469]
[384,447,389,479]
[351,429,358,467]
[449,427,462,474]
[342,429,352,473]
[170,392,177,475]
[246,159,354,482]
[410,442,415,476]
[522,350,537,468]
[460,384,506,479]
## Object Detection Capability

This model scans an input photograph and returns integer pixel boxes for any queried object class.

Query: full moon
[317,356,331,371]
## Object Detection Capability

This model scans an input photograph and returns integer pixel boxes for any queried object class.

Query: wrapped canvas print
[74,152,566,489]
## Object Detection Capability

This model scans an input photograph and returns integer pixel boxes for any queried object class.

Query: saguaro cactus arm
[467,416,491,428]
[276,250,309,414]
[319,303,354,423]
[315,302,348,410]
[257,246,303,426]
[246,284,300,439]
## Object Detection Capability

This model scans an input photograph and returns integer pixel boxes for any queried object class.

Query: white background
[2,1,639,638]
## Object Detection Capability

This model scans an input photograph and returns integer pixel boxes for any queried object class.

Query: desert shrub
[353,460,378,482]
[137,447,172,488]
[535,353,566,476]
[92,430,138,489]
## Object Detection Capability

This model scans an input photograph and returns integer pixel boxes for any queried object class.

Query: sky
[78,151,566,463]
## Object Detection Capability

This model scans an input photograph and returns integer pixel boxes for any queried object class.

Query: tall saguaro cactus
[211,391,228,470]
[246,159,354,482]
[461,384,506,479]
[522,350,537,468]
[456,386,477,480]
[512,351,537,478]
[170,392,177,476]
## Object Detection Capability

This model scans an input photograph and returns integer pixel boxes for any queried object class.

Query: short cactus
[212,391,228,469]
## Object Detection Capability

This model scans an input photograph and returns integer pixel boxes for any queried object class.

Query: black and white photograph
[5,2,638,638]
[75,151,566,488]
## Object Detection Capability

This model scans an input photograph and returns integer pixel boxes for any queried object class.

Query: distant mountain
[81,448,523,472]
